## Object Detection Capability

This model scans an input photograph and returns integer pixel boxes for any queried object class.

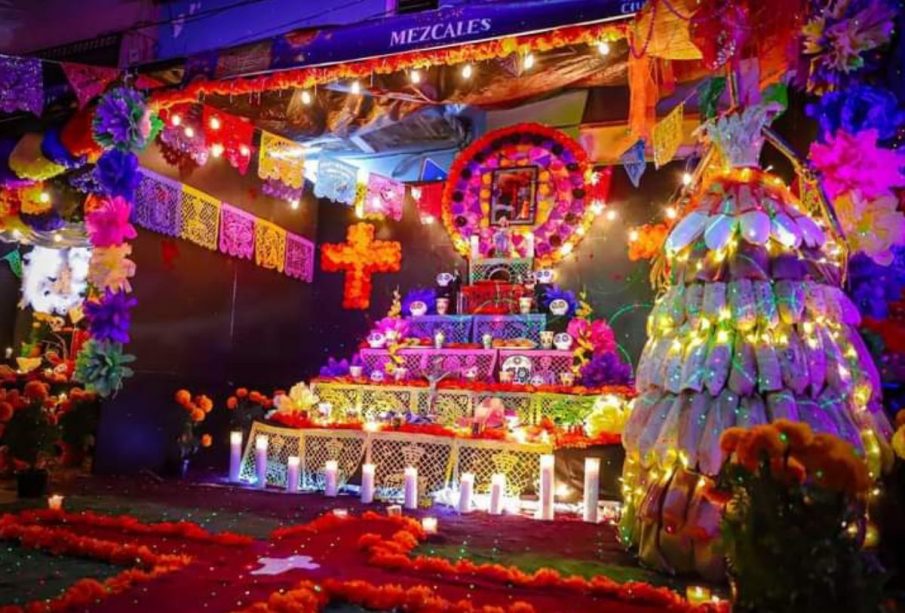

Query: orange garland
[150,23,626,109]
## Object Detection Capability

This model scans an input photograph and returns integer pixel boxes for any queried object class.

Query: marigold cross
[320,222,402,309]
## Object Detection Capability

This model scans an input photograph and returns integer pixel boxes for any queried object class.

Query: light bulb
[211,143,224,157]
[605,209,618,221]
[665,206,678,219]
[301,90,312,105]
[628,229,639,242]
[591,200,604,215]
[523,53,535,70]
[461,63,474,79]
[290,199,300,210]
[171,114,182,126]
[597,41,610,55]
[239,145,250,156]
[559,243,573,256]
[39,191,50,204]
[209,116,221,130]
[184,126,195,138]
[350,80,361,95]
[682,172,693,186]
[52,233,62,243]
[410,69,421,84]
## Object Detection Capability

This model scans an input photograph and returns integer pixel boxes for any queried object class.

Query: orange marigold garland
[627,223,668,261]
[320,223,402,310]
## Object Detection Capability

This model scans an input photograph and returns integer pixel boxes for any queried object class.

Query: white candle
[537,454,554,520]
[47,494,64,511]
[387,504,402,517]
[525,233,535,258]
[229,431,243,483]
[489,473,505,515]
[255,435,268,489]
[583,457,600,523]
[325,460,339,497]
[422,517,438,534]
[361,463,375,503]
[404,466,418,509]
[458,472,474,514]
[469,235,480,259]
[333,508,349,518]
[286,456,300,493]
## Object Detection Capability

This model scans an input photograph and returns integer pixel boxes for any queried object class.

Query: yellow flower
[834,192,905,265]
[88,245,136,292]
[274,382,319,413]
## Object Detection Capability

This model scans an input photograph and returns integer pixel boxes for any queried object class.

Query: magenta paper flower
[809,129,905,200]
[567,318,617,355]
[86,196,137,247]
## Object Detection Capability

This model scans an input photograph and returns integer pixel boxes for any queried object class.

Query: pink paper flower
[86,196,137,247]
[567,318,616,355]
[809,129,905,200]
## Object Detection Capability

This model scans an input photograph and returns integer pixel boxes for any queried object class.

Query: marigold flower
[174,389,191,405]
[0,402,12,422]
[719,427,746,456]
[197,395,213,413]
[226,396,238,410]
[895,410,905,430]
[24,380,49,402]
[200,434,212,448]
[236,388,249,398]
[771,419,814,451]
[190,408,205,423]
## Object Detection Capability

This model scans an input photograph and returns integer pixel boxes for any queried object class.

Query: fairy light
[210,143,224,157]
[171,114,182,126]
[522,53,535,70]
[461,63,474,79]
[591,200,604,215]
[12,229,22,240]
[290,199,300,210]
[239,145,250,157]
[209,116,221,130]
[52,233,62,243]
[184,126,195,138]
[665,206,678,220]
[597,41,610,55]
[717,329,730,344]
[410,69,422,84]
[350,80,361,95]
[682,172,693,186]
[39,191,50,204]
[559,243,574,256]
[605,209,618,221]
[628,229,639,242]
[301,90,313,105]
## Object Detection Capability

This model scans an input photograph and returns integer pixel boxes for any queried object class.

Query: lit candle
[458,472,474,514]
[361,463,375,503]
[583,457,600,523]
[286,456,300,493]
[434,330,445,349]
[325,460,339,497]
[422,516,438,534]
[524,233,535,258]
[47,494,64,511]
[686,585,712,606]
[404,466,418,510]
[489,473,505,515]
[469,235,480,259]
[255,435,268,489]
[229,431,243,482]
[537,454,554,520]
[332,508,349,518]
[387,504,402,517]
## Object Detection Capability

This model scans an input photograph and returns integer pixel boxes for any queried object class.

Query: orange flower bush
[627,223,669,261]
[173,389,213,461]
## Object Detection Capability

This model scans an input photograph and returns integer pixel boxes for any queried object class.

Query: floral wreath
[441,123,592,268]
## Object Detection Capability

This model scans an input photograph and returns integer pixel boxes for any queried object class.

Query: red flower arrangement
[321,223,402,309]
[312,375,636,398]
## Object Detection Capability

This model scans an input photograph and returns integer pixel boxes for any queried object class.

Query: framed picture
[490,166,538,226]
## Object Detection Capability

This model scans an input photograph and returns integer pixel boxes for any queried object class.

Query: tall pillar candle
[286,456,300,493]
[361,463,375,503]
[537,454,554,520]
[469,235,480,259]
[229,431,243,482]
[524,233,535,258]
[325,460,338,497]
[583,457,600,523]
[404,466,418,510]
[458,472,474,514]
[254,435,268,489]
[489,473,505,515]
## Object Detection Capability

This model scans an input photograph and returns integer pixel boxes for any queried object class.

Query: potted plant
[171,389,212,478]
[1,381,61,497]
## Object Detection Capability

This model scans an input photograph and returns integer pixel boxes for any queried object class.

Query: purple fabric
[0,56,43,116]
[219,203,256,260]
[284,231,314,282]
[133,170,181,236]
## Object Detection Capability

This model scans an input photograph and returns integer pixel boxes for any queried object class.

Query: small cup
[540,331,554,349]
[434,331,445,349]
[436,297,449,315]
[349,365,363,378]
[482,333,493,349]
[519,296,532,315]
[559,372,575,386]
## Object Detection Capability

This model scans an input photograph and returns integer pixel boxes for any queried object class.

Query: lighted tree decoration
[618,104,893,579]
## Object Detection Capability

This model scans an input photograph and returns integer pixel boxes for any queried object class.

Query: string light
[239,145,250,157]
[184,126,195,138]
[209,116,221,130]
[38,191,50,204]
[350,80,361,95]
[591,200,604,215]
[628,229,639,242]
[410,69,422,84]
[523,53,535,70]
[210,143,224,157]
[290,199,300,210]
[605,209,618,221]
[682,172,693,186]
[171,114,182,126]
[52,233,62,243]
[665,206,678,219]
[301,90,313,105]
[597,41,610,55]
[461,63,474,79]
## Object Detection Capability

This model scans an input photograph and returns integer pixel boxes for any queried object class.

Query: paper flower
[85,289,137,344]
[88,245,136,293]
[542,286,578,318]
[847,249,905,319]
[371,316,410,341]
[85,195,137,247]
[274,382,319,414]
[567,318,617,355]
[319,357,350,378]
[74,339,135,397]
[805,85,905,141]
[92,87,149,151]
[94,149,140,201]
[402,287,437,316]
[834,191,905,265]
[578,352,632,387]
[627,223,668,261]
[809,129,905,200]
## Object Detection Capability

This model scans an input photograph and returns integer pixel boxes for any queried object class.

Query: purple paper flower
[542,286,578,318]
[85,289,138,344]
[94,149,140,200]
[319,357,350,377]
[578,352,632,387]
[806,85,905,142]
[93,87,149,151]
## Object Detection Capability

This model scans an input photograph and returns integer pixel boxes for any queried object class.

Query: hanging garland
[73,86,153,397]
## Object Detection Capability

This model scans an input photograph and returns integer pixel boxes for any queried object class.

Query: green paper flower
[74,339,135,397]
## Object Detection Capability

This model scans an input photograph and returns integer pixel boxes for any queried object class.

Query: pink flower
[589,320,616,355]
[85,196,136,247]
[809,130,905,200]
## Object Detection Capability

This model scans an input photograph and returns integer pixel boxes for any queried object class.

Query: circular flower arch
[441,123,594,268]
